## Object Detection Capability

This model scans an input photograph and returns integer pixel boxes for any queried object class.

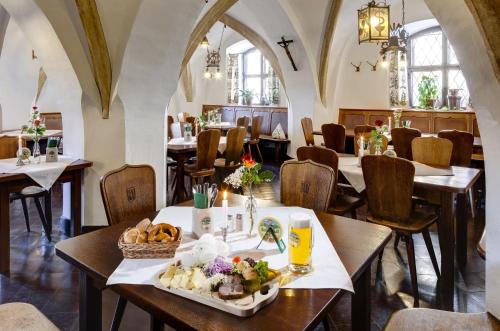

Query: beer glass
[288,213,313,273]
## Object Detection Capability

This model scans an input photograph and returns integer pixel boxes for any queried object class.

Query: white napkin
[107,206,353,292]
[272,123,286,139]
[0,155,76,190]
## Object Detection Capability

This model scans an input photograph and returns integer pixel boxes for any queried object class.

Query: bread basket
[118,227,182,259]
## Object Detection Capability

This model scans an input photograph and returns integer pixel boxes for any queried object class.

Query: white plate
[152,270,279,317]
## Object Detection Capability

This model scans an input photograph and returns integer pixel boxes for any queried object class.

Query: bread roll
[136,231,148,243]
[123,228,140,243]
[136,218,152,232]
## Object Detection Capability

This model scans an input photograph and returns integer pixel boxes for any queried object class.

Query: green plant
[418,75,439,108]
[237,89,254,105]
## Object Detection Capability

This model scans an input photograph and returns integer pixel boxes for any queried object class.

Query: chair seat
[184,164,215,178]
[385,308,500,331]
[214,158,241,169]
[10,186,47,199]
[367,210,438,233]
[0,302,60,331]
[328,194,364,215]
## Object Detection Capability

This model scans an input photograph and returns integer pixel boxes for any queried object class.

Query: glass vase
[374,143,382,156]
[32,138,41,164]
[244,184,258,237]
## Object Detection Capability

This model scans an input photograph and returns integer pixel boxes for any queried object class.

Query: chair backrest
[185,116,196,129]
[224,127,246,166]
[170,122,185,139]
[250,116,263,140]
[437,130,474,167]
[177,112,190,122]
[354,125,376,135]
[196,129,221,170]
[280,159,335,212]
[236,116,250,129]
[100,164,156,226]
[297,146,339,204]
[321,123,346,153]
[412,137,453,167]
[391,127,421,160]
[167,115,174,139]
[362,155,415,222]
[0,136,21,159]
[301,117,315,146]
[40,112,63,130]
[354,132,389,156]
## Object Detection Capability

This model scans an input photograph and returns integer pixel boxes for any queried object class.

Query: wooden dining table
[56,193,392,331]
[0,159,92,273]
[337,157,481,310]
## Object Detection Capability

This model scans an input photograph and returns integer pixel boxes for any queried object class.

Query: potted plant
[418,75,439,109]
[237,89,254,105]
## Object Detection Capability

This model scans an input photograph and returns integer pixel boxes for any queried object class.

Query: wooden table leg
[456,193,468,267]
[79,271,102,331]
[71,170,82,236]
[0,186,10,274]
[274,142,281,163]
[438,191,455,310]
[172,154,188,204]
[352,264,371,331]
[150,315,164,331]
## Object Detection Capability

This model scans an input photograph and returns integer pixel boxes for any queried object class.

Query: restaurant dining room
[0,0,499,330]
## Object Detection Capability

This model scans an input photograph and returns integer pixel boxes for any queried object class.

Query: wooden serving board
[152,271,279,317]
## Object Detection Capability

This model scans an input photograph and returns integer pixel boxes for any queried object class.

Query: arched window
[408,27,470,108]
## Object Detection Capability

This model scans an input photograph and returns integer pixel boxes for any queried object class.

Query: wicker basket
[118,227,182,259]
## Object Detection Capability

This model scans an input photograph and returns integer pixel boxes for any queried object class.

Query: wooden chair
[384,309,500,331]
[354,133,389,156]
[100,164,157,331]
[391,128,421,160]
[0,136,52,241]
[411,137,453,167]
[438,130,476,217]
[280,159,335,212]
[354,124,376,135]
[301,117,315,146]
[321,123,346,153]
[215,127,246,170]
[236,116,250,129]
[297,146,364,218]
[362,155,440,307]
[185,129,221,187]
[185,116,196,129]
[246,116,263,162]
[100,164,156,226]
[167,115,174,139]
[177,112,190,122]
[40,112,62,130]
[0,303,59,331]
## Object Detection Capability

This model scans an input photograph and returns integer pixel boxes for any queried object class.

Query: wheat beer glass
[288,213,313,273]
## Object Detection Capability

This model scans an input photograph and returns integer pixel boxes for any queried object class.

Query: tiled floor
[0,162,486,330]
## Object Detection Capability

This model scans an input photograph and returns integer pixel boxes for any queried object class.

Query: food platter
[152,270,279,317]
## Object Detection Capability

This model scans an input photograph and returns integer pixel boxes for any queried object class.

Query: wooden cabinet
[338,108,479,136]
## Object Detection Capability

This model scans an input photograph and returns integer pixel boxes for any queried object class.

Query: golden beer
[288,213,313,273]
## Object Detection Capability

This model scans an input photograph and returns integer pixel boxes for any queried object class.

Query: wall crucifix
[277,36,298,71]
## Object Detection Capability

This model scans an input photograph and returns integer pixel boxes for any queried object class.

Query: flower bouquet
[371,124,384,155]
[23,106,46,163]
[224,154,275,236]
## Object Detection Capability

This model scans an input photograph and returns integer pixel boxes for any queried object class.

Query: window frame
[241,47,269,104]
[407,26,463,107]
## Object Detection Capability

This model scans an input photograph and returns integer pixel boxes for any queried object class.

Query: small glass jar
[383,145,398,158]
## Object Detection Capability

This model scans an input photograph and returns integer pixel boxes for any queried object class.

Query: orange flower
[241,153,256,168]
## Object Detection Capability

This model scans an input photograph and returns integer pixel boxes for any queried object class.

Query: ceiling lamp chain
[203,24,226,80]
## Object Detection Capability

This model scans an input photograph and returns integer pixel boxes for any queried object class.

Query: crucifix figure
[277,36,298,71]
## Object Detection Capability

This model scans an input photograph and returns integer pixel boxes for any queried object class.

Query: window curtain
[265,65,280,105]
[389,50,408,107]
[226,54,239,104]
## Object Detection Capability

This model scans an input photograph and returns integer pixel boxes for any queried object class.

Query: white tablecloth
[0,155,76,189]
[339,156,454,193]
[168,137,227,154]
[107,206,353,292]
[0,129,62,139]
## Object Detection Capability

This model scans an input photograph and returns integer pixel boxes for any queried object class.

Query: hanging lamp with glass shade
[203,25,226,80]
[200,36,210,49]
[358,1,390,44]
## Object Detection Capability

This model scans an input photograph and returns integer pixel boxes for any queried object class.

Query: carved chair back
[280,159,335,212]
[391,128,421,160]
[100,164,156,226]
[321,123,346,153]
[362,155,415,223]
[412,137,453,167]
[301,117,315,146]
[437,130,473,166]
[250,116,263,141]
[195,129,221,170]
[224,127,246,166]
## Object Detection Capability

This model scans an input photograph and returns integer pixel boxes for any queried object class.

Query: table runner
[107,206,353,292]
[338,156,454,193]
[0,155,76,190]
[168,137,227,154]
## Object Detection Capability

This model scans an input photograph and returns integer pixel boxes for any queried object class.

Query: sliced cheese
[180,269,193,290]
[170,269,184,289]
[190,267,207,289]
[159,265,177,288]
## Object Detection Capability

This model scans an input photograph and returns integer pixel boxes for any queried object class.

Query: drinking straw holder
[192,192,214,238]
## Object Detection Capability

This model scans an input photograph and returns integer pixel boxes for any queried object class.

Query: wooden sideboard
[202,104,288,137]
[338,108,480,137]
